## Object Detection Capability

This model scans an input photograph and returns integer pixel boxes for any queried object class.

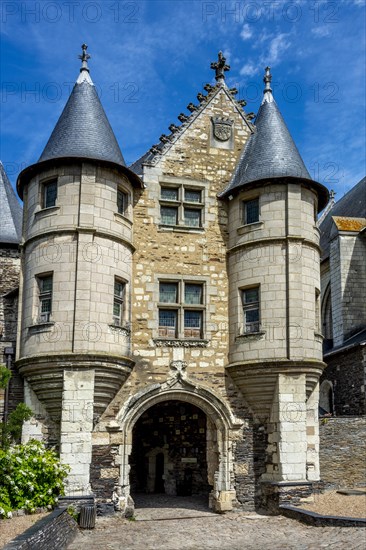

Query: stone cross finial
[79,43,91,72]
[263,66,272,94]
[211,51,230,85]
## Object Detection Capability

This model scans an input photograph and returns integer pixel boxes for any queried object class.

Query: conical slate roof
[221,68,325,203]
[0,162,22,245]
[39,49,125,166]
[17,46,142,198]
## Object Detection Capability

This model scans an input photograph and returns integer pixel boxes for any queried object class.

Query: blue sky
[1,0,365,201]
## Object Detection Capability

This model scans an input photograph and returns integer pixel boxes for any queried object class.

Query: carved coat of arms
[212,117,233,142]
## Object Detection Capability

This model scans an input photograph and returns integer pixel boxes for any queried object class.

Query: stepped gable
[17,45,142,198]
[219,67,328,210]
[319,176,366,260]
[129,51,255,177]
[0,162,22,245]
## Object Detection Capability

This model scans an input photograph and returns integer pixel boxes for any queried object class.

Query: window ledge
[108,323,131,334]
[235,331,265,341]
[35,206,60,217]
[28,322,55,334]
[237,221,263,235]
[114,212,132,226]
[154,338,209,348]
[158,225,204,233]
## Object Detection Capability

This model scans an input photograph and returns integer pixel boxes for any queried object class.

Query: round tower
[220,68,329,505]
[16,45,142,493]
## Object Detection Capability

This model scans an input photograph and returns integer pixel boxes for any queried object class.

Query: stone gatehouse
[2,47,332,512]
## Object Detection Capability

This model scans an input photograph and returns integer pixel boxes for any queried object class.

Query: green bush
[0,364,11,389]
[0,403,33,449]
[0,440,70,518]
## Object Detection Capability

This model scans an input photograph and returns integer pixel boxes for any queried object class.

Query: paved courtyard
[67,495,366,550]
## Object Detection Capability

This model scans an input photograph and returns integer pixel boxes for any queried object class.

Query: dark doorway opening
[130,400,211,497]
[155,453,165,493]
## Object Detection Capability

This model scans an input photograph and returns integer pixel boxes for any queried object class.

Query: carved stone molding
[153,339,209,348]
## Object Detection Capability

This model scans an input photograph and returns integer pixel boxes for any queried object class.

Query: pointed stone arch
[114,376,242,511]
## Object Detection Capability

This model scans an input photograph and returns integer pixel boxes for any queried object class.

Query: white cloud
[240,62,258,77]
[311,26,331,37]
[267,33,291,65]
[240,24,252,41]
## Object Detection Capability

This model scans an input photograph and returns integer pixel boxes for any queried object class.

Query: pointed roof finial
[263,66,272,93]
[262,66,274,104]
[211,51,230,86]
[78,43,90,73]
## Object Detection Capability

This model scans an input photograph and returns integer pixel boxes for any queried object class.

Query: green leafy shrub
[0,364,11,389]
[0,440,70,518]
[0,403,33,449]
[67,505,79,522]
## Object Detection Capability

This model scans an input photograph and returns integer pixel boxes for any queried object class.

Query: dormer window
[43,180,57,209]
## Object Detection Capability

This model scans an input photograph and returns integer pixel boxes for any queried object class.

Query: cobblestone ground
[67,495,366,550]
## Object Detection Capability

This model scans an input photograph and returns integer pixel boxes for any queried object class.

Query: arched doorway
[129,400,212,497]
[116,381,242,511]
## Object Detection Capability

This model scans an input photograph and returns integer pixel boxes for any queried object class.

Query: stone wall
[0,245,21,421]
[321,346,365,416]
[329,228,366,347]
[90,444,120,499]
[233,421,267,509]
[319,416,366,488]
[3,509,78,550]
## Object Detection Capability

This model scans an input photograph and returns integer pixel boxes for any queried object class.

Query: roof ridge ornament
[211,51,230,86]
[79,43,91,73]
[262,66,274,104]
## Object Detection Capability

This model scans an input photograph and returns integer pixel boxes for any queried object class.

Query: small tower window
[241,286,260,333]
[38,274,53,322]
[243,198,259,225]
[315,289,321,333]
[113,279,126,326]
[43,180,57,208]
[117,189,128,216]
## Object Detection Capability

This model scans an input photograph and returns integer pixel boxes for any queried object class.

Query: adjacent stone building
[0,162,23,421]
[319,177,366,416]
[5,46,359,511]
